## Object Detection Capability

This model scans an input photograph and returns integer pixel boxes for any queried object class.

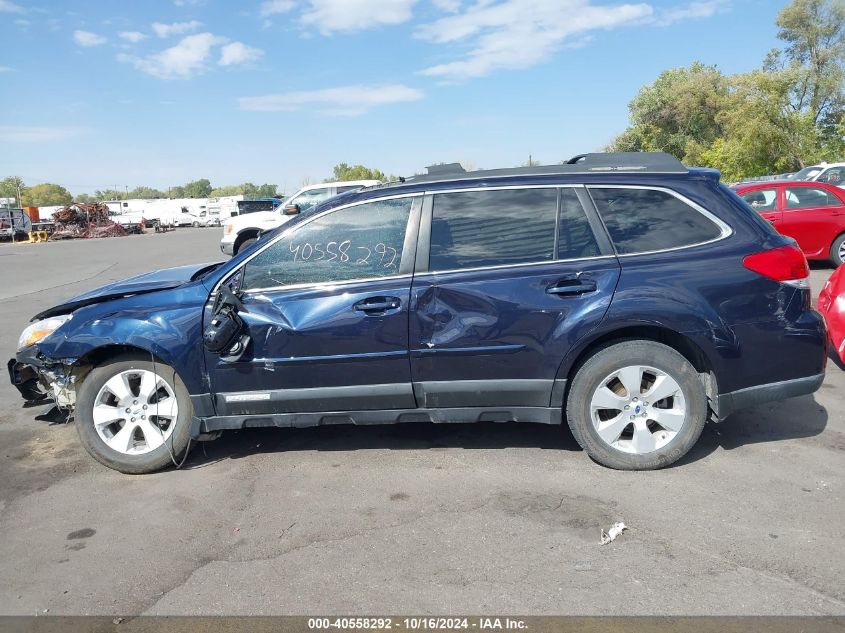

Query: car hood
[32,262,218,320]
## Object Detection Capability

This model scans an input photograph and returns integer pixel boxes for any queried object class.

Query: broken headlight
[17,315,72,350]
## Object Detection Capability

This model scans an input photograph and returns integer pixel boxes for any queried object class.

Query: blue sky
[1,0,787,196]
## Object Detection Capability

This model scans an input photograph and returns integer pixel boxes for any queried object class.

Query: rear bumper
[716,372,824,418]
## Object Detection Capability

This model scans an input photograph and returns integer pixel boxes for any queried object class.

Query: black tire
[75,354,193,474]
[830,233,845,267]
[565,340,707,470]
[192,221,199,228]
[234,235,257,255]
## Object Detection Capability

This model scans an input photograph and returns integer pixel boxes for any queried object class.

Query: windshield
[790,166,822,180]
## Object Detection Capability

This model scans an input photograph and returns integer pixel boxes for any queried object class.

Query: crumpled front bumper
[8,358,48,401]
[8,346,77,406]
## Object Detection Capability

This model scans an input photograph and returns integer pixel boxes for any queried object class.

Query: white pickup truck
[219,180,378,256]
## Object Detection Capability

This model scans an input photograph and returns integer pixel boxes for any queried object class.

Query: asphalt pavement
[0,230,842,615]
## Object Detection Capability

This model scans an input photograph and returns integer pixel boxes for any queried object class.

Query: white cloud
[0,66,13,72]
[73,30,107,47]
[0,0,25,13]
[654,0,729,26]
[124,33,227,79]
[416,0,653,80]
[239,84,424,116]
[433,0,461,11]
[0,126,85,143]
[119,30,147,43]
[151,20,202,38]
[219,41,264,66]
[259,0,296,17]
[301,0,418,34]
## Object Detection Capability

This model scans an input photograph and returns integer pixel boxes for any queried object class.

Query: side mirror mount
[283,204,300,216]
[203,284,250,362]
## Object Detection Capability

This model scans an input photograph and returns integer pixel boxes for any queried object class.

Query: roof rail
[403,152,688,184]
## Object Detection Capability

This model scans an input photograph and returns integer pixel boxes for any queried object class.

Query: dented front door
[208,195,421,417]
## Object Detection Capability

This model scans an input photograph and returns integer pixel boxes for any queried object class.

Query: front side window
[786,187,841,209]
[429,188,559,271]
[590,187,723,255]
[242,197,413,290]
[290,188,333,213]
[740,188,778,212]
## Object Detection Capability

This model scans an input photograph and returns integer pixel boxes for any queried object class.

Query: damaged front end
[8,346,84,412]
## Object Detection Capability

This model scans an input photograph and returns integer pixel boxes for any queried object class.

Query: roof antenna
[566,154,588,164]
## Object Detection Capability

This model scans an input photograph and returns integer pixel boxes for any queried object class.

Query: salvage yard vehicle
[9,153,827,474]
[788,162,845,189]
[734,180,845,266]
[220,180,379,256]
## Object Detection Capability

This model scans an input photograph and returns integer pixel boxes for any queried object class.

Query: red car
[735,181,845,266]
[819,264,845,364]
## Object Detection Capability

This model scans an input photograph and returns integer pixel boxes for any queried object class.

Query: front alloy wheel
[76,355,192,474]
[92,369,179,455]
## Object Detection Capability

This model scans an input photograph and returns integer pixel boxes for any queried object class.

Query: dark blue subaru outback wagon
[9,153,827,473]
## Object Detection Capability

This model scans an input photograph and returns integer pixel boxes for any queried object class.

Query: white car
[220,180,379,256]
[790,162,845,189]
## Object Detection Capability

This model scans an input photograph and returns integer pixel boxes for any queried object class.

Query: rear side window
[785,187,842,209]
[429,189,558,270]
[590,187,723,254]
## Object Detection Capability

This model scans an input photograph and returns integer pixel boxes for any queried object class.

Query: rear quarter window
[589,187,723,255]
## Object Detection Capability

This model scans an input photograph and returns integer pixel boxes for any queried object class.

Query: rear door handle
[547,278,597,296]
[353,296,401,313]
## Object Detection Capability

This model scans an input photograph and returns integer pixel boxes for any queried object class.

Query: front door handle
[353,296,401,314]
[546,278,597,296]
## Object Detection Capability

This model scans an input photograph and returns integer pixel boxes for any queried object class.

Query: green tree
[330,163,386,182]
[75,193,94,203]
[209,183,279,198]
[767,0,845,121]
[0,176,27,204]
[209,184,243,197]
[181,179,212,198]
[22,183,73,207]
[128,186,166,199]
[608,62,730,164]
[254,183,278,197]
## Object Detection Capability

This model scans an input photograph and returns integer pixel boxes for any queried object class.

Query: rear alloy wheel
[76,355,192,474]
[192,221,200,228]
[830,234,845,267]
[566,340,707,470]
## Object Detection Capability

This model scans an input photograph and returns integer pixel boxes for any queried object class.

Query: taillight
[742,245,809,288]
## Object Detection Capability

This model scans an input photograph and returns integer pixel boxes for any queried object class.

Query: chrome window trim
[415,255,618,278]
[216,183,735,293]
[214,192,423,295]
[243,274,414,295]
[586,184,734,257]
